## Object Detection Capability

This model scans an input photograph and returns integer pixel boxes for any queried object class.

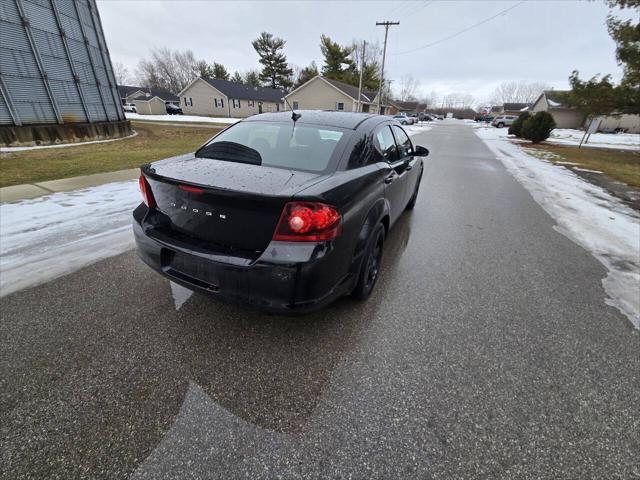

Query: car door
[391,125,421,207]
[376,125,409,224]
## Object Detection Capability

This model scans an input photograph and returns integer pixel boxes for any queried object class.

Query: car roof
[243,110,378,130]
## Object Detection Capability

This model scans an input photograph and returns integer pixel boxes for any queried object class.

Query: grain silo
[0,0,131,147]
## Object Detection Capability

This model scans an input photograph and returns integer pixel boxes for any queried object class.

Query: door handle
[384,174,395,184]
[406,164,413,171]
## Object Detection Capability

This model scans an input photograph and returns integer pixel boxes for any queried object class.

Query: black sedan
[133,111,428,313]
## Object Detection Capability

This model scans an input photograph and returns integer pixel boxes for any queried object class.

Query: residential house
[284,76,385,113]
[131,96,168,115]
[502,103,530,115]
[531,90,640,133]
[530,91,583,128]
[387,101,424,115]
[178,77,284,117]
[117,85,179,105]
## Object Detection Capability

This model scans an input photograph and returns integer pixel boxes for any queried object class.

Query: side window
[336,102,344,111]
[376,126,399,163]
[292,101,299,110]
[391,125,413,158]
[347,131,382,169]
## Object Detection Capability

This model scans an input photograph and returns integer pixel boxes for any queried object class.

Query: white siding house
[178,77,284,118]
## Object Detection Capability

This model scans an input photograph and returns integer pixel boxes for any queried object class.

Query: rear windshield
[197,121,346,172]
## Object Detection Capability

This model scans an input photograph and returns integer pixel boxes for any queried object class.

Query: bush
[508,111,531,137]
[522,111,556,143]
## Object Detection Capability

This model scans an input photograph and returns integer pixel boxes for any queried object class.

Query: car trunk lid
[142,154,324,254]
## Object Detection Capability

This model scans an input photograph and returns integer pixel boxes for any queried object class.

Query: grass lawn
[0,121,221,187]
[524,143,640,188]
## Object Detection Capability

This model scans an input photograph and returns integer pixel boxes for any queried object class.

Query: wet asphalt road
[1,123,639,479]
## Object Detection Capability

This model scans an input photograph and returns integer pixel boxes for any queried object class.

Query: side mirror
[415,145,429,157]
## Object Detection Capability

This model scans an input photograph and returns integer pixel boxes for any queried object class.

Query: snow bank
[125,112,240,125]
[475,127,640,328]
[0,181,139,296]
[0,131,138,153]
[405,124,432,137]
[548,129,639,151]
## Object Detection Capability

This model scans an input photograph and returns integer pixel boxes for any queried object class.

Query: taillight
[138,175,156,208]
[273,202,341,242]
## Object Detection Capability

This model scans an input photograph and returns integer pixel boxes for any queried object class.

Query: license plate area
[161,249,220,293]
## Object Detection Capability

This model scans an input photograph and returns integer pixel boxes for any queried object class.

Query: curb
[0,168,140,203]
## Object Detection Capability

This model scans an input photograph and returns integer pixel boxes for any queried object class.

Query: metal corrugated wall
[0,0,124,126]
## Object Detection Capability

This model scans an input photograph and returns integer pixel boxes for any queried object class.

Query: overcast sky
[97,0,628,103]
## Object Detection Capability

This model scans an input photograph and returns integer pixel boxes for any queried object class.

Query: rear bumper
[132,206,353,314]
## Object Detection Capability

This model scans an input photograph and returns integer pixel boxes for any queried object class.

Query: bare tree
[113,61,131,85]
[490,81,550,105]
[136,48,198,93]
[397,75,420,102]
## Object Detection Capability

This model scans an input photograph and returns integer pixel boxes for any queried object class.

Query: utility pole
[357,41,366,113]
[375,21,399,114]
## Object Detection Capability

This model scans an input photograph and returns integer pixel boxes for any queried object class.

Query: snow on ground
[548,129,639,151]
[405,124,432,137]
[125,112,241,124]
[0,131,138,153]
[475,127,640,328]
[0,181,140,296]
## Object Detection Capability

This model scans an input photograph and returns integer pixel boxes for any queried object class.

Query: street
[1,123,638,479]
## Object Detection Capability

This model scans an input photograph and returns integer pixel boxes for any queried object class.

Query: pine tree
[193,60,213,78]
[231,71,243,83]
[508,111,531,137]
[293,62,319,89]
[244,70,261,87]
[522,112,556,143]
[252,32,293,90]
[212,62,230,81]
[320,35,355,83]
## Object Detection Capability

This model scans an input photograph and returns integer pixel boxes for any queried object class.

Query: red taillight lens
[138,175,156,208]
[273,202,341,242]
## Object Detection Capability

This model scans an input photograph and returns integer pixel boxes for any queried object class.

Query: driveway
[1,123,638,479]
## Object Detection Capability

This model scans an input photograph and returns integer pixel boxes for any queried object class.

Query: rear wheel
[352,224,385,300]
[497,122,505,128]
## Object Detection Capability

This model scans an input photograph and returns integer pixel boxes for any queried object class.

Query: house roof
[131,96,163,103]
[540,90,571,108]
[389,100,422,111]
[503,102,529,111]
[117,85,178,103]
[321,77,378,103]
[200,77,285,103]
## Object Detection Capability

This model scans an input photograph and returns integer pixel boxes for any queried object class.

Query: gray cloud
[98,0,625,102]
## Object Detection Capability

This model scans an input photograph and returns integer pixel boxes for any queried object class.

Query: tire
[406,173,422,210]
[497,122,505,128]
[401,121,407,125]
[352,223,385,300]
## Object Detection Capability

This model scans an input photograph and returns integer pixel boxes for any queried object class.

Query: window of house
[292,101,299,110]
[248,100,254,107]
[336,102,345,111]
[232,99,240,108]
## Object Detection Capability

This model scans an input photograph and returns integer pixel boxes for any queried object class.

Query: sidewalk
[0,168,139,203]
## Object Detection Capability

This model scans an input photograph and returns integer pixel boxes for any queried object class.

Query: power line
[398,0,434,21]
[391,0,526,56]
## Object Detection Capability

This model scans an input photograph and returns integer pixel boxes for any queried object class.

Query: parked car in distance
[392,114,414,125]
[123,103,136,113]
[166,103,183,115]
[418,112,432,121]
[133,111,429,314]
[491,115,518,128]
